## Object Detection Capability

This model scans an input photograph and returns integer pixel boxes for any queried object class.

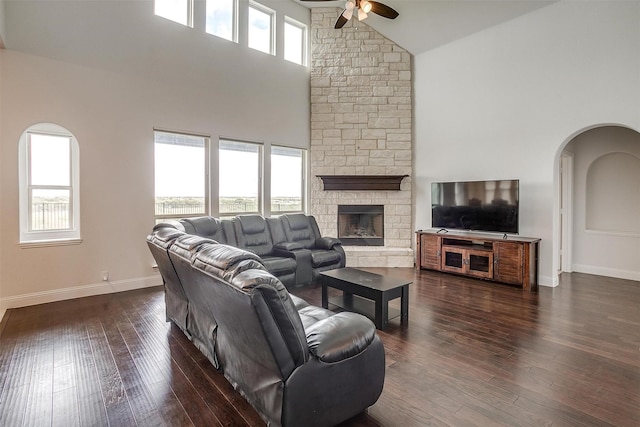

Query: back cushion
[170,234,216,261]
[233,215,274,256]
[180,217,231,244]
[193,243,265,283]
[282,214,316,249]
[231,269,309,370]
[146,228,186,294]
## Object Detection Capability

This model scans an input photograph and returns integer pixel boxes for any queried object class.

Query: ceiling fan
[301,0,399,29]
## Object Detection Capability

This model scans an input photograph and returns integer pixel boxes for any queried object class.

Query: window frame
[18,123,81,245]
[284,16,308,67]
[154,130,210,222]
[247,1,276,55]
[270,145,306,214]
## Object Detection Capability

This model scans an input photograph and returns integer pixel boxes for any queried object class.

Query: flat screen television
[431,179,519,234]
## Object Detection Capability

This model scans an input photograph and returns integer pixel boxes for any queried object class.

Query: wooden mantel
[317,175,409,191]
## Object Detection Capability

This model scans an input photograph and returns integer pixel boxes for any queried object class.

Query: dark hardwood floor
[0,269,638,426]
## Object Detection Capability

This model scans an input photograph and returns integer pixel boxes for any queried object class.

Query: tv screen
[431,179,519,234]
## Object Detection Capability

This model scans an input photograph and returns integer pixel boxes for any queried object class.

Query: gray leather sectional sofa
[169,213,346,288]
[147,218,385,427]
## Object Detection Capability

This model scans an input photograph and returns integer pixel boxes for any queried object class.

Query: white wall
[413,1,640,286]
[566,126,640,281]
[0,0,310,310]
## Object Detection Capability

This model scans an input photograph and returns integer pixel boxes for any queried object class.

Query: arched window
[18,123,81,244]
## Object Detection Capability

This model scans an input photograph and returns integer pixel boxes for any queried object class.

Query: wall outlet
[101,271,109,281]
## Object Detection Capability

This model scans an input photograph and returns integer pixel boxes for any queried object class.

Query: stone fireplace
[338,205,384,246]
[309,8,414,268]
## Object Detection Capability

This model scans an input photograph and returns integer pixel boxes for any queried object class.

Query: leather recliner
[187,241,385,427]
[232,214,299,287]
[280,213,346,279]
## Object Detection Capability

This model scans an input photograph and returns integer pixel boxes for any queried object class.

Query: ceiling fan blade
[334,10,349,29]
[369,1,399,19]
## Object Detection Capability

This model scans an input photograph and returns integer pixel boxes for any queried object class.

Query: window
[248,1,275,55]
[155,0,193,27]
[154,131,209,220]
[219,140,262,215]
[206,0,236,41]
[284,17,307,66]
[271,146,305,213]
[19,123,80,244]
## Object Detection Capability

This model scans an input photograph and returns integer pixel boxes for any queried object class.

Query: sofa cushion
[234,215,275,257]
[261,255,297,276]
[237,214,266,234]
[305,312,376,363]
[181,216,236,246]
[282,214,316,249]
[285,213,310,231]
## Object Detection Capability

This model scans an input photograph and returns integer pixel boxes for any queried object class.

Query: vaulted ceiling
[294,0,557,54]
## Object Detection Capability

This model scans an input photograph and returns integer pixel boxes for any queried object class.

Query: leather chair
[232,214,298,287]
[280,213,346,279]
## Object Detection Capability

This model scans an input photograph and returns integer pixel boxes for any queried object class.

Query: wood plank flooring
[0,269,638,426]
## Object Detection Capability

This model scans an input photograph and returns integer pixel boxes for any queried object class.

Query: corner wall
[309,8,413,267]
[413,1,640,285]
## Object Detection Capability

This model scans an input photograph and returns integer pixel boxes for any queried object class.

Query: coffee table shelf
[327,295,402,324]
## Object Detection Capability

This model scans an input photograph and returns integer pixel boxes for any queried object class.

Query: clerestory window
[206,0,237,42]
[284,17,307,66]
[154,0,193,27]
[248,1,275,55]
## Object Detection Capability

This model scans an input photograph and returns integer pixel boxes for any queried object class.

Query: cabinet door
[420,234,441,270]
[441,246,465,273]
[494,242,523,285]
[466,249,493,279]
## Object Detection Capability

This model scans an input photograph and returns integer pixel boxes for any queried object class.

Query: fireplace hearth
[337,205,384,246]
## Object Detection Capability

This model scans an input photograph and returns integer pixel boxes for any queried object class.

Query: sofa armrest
[315,236,342,250]
[273,241,305,252]
[306,312,376,363]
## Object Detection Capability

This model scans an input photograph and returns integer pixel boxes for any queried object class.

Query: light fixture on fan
[301,0,399,29]
[342,0,372,20]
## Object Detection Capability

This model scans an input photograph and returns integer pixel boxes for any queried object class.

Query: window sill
[20,238,83,249]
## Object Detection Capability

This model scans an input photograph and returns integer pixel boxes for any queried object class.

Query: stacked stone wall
[310,8,413,266]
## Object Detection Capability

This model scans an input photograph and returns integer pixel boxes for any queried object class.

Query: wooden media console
[416,230,540,291]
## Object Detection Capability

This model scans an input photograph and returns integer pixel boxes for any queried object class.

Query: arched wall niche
[553,124,640,282]
[585,151,640,234]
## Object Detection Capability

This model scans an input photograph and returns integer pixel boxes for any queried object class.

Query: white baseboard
[0,274,163,313]
[539,275,559,287]
[572,264,640,282]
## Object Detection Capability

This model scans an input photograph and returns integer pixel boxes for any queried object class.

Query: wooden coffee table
[319,267,411,330]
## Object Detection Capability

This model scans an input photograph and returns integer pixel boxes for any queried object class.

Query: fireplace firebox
[337,205,384,246]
